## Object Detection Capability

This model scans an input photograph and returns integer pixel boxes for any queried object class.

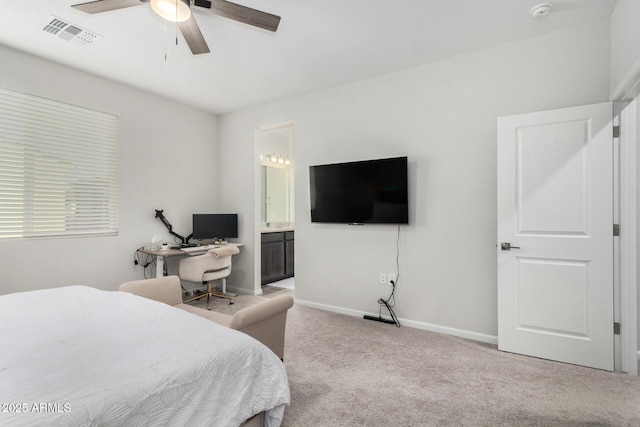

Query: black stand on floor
[363,315,396,325]
[364,279,401,327]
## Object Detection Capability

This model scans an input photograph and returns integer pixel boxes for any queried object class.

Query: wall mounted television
[309,156,409,224]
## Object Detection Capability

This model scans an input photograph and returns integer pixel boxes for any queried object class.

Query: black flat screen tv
[309,156,408,224]
[192,214,238,240]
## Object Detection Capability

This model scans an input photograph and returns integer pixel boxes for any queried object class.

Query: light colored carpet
[268,278,295,290]
[282,305,640,426]
[194,288,640,426]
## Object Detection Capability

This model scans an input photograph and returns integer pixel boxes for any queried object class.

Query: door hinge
[614,322,621,335]
[613,224,620,236]
[613,126,620,138]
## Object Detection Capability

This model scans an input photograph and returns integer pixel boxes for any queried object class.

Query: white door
[497,102,614,371]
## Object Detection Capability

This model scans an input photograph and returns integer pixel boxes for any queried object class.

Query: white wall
[217,20,611,339]
[610,0,640,99]
[0,45,218,294]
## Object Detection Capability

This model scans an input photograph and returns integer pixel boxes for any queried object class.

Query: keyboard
[181,244,218,253]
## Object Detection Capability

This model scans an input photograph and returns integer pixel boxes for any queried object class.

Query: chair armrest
[119,275,183,306]
[230,295,294,359]
[230,295,294,330]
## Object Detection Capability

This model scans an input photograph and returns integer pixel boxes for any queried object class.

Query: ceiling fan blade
[178,15,211,55]
[194,0,281,32]
[72,0,146,14]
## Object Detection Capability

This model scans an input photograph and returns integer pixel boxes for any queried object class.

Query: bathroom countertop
[261,227,295,233]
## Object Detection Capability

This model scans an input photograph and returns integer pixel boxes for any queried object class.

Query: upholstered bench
[119,275,294,360]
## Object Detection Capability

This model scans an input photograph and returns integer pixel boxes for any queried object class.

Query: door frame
[612,63,640,375]
[616,100,638,375]
[253,122,295,292]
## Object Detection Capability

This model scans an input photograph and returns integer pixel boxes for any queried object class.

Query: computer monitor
[192,214,238,241]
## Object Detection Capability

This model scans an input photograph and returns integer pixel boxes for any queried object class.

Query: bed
[0,285,290,426]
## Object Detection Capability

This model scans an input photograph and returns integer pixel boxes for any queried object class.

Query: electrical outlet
[388,272,396,285]
[379,273,387,285]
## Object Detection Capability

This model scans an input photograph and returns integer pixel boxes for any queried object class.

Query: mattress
[0,285,290,426]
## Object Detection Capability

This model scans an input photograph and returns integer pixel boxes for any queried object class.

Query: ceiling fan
[71,0,281,55]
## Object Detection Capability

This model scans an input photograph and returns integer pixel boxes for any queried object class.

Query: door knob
[501,242,520,251]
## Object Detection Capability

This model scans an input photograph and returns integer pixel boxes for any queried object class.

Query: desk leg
[156,255,165,277]
[221,277,237,297]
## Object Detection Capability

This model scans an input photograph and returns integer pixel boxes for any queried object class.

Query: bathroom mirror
[258,124,294,228]
[261,165,290,224]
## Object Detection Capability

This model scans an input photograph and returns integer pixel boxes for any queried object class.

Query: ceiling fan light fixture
[150,0,191,22]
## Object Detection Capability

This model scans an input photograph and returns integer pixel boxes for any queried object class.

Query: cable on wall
[364,224,402,327]
[133,248,154,279]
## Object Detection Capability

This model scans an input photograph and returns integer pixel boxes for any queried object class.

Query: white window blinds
[0,87,118,239]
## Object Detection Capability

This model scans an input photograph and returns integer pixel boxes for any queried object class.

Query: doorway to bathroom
[254,123,295,292]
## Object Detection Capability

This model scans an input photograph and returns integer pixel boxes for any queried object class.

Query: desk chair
[179,246,239,308]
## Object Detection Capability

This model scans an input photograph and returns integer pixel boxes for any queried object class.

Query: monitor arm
[154,209,193,244]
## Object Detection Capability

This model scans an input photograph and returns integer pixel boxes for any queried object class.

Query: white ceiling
[0,0,617,114]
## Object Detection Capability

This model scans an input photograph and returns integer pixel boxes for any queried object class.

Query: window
[0,87,118,239]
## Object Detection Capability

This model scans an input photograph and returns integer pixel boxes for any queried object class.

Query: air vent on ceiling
[42,16,101,46]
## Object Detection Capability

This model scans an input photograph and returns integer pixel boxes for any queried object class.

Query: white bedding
[0,286,290,426]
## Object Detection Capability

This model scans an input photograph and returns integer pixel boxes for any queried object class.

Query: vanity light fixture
[262,153,291,167]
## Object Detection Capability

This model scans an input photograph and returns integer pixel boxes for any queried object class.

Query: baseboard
[295,299,498,345]
[400,318,498,345]
[226,285,262,296]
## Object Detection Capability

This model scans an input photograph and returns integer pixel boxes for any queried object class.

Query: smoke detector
[530,3,552,19]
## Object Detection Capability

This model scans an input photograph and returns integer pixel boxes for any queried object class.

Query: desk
[138,243,243,279]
